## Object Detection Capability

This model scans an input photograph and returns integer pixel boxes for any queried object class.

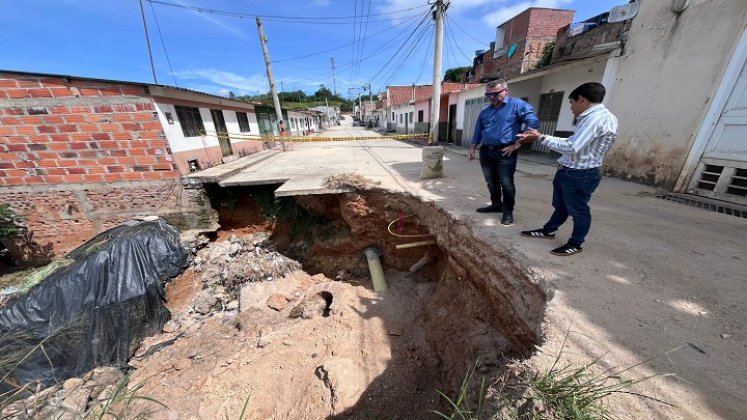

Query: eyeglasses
[484,89,507,98]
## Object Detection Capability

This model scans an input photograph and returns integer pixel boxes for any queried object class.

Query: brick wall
[470,8,574,82]
[552,20,630,63]
[0,73,179,186]
[0,73,215,263]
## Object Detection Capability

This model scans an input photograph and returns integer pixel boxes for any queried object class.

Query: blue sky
[1,0,623,98]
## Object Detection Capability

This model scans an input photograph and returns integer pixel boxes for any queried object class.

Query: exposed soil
[1,186,549,419]
[127,186,548,419]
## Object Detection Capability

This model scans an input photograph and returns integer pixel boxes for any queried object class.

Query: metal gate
[533,91,564,153]
[463,96,489,145]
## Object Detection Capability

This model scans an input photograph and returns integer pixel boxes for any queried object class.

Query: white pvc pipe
[395,240,436,250]
[363,247,388,292]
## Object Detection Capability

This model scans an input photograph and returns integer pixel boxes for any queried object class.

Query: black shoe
[500,212,513,226]
[476,204,502,213]
[521,228,555,239]
[551,243,583,256]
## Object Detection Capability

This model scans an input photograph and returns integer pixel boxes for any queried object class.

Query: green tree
[443,66,471,82]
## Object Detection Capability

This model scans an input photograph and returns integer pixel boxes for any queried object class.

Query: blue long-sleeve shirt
[471,97,540,146]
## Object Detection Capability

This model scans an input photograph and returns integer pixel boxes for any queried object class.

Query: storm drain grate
[644,193,747,219]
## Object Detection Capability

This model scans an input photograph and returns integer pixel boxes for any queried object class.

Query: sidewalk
[223,138,745,419]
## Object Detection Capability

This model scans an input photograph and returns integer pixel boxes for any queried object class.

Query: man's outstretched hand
[516,128,542,144]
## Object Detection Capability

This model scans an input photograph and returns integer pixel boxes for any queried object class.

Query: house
[412,82,482,143]
[461,0,747,207]
[604,0,747,207]
[468,8,574,83]
[0,70,264,261]
[378,85,433,133]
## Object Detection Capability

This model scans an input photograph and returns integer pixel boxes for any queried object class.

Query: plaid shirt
[541,104,618,169]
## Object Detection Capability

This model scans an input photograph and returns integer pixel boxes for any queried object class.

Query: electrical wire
[414,26,433,84]
[448,16,488,45]
[273,15,420,63]
[149,1,177,86]
[147,0,428,22]
[364,10,432,86]
[381,21,433,88]
[445,17,479,63]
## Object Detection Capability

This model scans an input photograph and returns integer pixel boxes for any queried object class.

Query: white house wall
[604,0,747,188]
[538,60,606,132]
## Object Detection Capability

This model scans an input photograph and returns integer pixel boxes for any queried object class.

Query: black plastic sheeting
[0,220,189,389]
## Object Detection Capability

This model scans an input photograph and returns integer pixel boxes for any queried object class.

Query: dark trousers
[479,145,518,212]
[543,166,602,246]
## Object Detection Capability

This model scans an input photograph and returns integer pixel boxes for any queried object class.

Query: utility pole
[420,0,448,179]
[256,17,286,150]
[331,57,337,96]
[367,84,373,125]
[139,0,158,84]
[429,0,447,145]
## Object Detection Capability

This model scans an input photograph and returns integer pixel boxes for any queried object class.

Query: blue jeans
[543,166,602,246]
[479,145,518,212]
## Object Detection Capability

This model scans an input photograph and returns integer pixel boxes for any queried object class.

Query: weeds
[523,326,674,419]
[254,190,335,241]
[433,325,674,420]
[85,374,169,420]
[433,361,487,420]
[225,394,251,420]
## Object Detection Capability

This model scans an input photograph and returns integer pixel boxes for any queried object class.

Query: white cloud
[174,0,247,39]
[482,0,572,27]
[174,69,268,95]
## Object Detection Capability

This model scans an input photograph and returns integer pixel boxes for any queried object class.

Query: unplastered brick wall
[0,73,179,186]
[0,72,212,259]
[0,181,186,255]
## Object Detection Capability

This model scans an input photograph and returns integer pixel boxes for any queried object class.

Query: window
[493,25,507,57]
[236,112,251,132]
[418,110,424,122]
[409,112,413,123]
[391,112,395,121]
[175,106,204,137]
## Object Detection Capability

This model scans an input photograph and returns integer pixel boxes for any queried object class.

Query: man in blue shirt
[468,79,540,226]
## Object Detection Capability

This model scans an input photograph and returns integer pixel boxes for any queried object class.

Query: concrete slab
[183,149,280,184]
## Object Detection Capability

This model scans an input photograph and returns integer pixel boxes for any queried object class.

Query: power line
[414,25,434,84]
[273,15,419,63]
[147,0,428,22]
[149,1,177,86]
[364,10,432,86]
[444,16,482,63]
[448,17,488,45]
[380,20,434,88]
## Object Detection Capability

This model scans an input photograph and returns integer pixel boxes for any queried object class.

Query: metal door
[689,57,747,204]
[210,109,233,157]
[448,104,457,144]
[463,96,489,145]
[533,92,564,153]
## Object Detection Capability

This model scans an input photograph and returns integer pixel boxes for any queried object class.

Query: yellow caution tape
[200,131,432,143]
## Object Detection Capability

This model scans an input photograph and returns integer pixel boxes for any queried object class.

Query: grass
[522,327,674,420]
[85,374,169,420]
[433,325,674,420]
[433,361,487,420]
